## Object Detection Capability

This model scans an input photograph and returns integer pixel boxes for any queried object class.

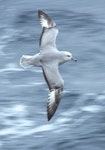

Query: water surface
[0,0,105,150]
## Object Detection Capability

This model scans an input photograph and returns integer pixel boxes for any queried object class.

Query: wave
[0,92,105,139]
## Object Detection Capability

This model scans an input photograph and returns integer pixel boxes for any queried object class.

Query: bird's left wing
[38,10,59,49]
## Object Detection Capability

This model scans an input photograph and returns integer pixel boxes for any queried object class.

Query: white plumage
[20,10,77,121]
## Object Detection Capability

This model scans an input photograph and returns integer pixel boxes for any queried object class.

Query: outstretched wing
[42,63,64,121]
[38,10,56,28]
[38,10,59,49]
[47,89,62,121]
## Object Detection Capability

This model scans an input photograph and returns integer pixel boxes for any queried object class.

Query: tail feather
[20,55,34,68]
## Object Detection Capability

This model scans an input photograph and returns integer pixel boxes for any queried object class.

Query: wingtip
[47,89,62,121]
[38,10,46,18]
[38,10,42,15]
[47,115,52,121]
[47,105,52,121]
[38,10,41,18]
[47,117,50,121]
[38,10,43,13]
[47,113,52,121]
[38,10,56,28]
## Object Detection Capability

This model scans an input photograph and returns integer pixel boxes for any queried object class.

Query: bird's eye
[67,55,70,57]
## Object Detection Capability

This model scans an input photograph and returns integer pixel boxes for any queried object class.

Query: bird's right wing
[42,63,64,90]
[42,63,64,121]
[47,88,62,121]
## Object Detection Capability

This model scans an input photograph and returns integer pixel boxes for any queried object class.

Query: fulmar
[20,10,77,121]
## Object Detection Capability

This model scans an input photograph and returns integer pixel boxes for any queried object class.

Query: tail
[20,55,34,68]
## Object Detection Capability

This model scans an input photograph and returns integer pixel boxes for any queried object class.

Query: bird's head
[61,51,77,63]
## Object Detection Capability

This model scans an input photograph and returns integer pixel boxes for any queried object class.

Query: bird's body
[20,10,77,121]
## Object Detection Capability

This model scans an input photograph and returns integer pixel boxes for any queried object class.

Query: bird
[20,10,77,121]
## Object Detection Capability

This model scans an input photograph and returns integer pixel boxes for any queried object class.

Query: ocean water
[0,0,105,149]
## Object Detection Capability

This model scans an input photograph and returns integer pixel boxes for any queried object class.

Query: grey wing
[38,10,59,49]
[42,63,64,121]
[42,63,64,90]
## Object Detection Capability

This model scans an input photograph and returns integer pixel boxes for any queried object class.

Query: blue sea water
[0,0,105,149]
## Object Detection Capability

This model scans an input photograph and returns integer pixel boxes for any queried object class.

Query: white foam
[61,109,79,117]
[55,118,70,124]
[82,105,102,113]
[0,104,36,138]
[0,63,23,73]
[96,95,105,101]
[8,124,56,139]
[12,104,26,113]
[0,103,56,138]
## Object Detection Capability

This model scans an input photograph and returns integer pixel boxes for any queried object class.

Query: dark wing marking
[47,89,62,121]
[42,67,51,90]
[38,10,58,49]
[42,64,64,121]
[38,10,56,28]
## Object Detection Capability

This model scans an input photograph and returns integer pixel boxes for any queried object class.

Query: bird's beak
[71,57,77,62]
